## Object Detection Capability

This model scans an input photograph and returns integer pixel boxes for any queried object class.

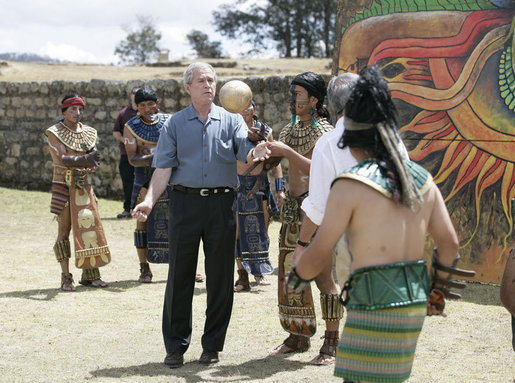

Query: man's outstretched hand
[132,200,153,222]
[252,141,271,162]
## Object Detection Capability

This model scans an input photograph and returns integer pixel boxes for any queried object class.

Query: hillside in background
[0,58,332,82]
[0,52,61,63]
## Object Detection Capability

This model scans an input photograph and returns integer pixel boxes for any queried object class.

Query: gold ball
[219,80,252,113]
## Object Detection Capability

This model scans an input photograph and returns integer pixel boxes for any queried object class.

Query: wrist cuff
[287,264,314,294]
[275,177,284,192]
[297,239,310,248]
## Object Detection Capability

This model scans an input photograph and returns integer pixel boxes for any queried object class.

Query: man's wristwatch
[287,264,314,294]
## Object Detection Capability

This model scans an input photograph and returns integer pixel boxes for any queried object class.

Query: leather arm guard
[62,150,100,168]
[429,248,476,312]
[287,264,314,294]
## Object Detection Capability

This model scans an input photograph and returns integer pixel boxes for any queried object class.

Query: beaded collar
[125,113,171,144]
[45,122,97,152]
[279,116,333,155]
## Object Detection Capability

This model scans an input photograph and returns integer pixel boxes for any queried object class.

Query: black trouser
[119,154,134,211]
[163,189,236,354]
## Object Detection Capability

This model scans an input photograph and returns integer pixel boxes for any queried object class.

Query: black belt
[173,185,233,197]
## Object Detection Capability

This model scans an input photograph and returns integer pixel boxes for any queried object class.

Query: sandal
[270,334,310,354]
[60,273,76,292]
[138,262,153,283]
[308,330,338,365]
[254,275,271,286]
[234,269,250,292]
[79,278,108,288]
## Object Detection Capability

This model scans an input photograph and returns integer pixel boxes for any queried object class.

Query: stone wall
[0,75,310,199]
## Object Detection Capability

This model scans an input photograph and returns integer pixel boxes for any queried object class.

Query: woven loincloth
[335,304,427,382]
[335,261,429,382]
[236,175,273,276]
[146,185,171,263]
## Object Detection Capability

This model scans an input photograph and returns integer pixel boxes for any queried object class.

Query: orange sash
[67,170,110,269]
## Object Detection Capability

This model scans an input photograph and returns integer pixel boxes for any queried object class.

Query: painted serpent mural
[336,0,514,283]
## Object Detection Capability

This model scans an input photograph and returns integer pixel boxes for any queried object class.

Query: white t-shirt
[301,117,409,225]
[301,117,356,225]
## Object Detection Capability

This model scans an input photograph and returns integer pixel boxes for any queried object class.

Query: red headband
[62,97,85,109]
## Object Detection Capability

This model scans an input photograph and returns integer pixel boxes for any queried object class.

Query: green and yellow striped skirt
[334,303,426,382]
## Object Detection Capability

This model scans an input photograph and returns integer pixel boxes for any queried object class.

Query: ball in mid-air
[219,80,252,113]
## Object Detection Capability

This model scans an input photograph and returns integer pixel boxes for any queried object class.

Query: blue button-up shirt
[153,104,254,188]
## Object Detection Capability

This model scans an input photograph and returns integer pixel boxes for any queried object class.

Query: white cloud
[39,42,117,64]
[0,0,250,64]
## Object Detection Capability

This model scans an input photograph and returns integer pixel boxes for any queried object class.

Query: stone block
[45,97,56,107]
[87,98,102,106]
[94,111,107,120]
[11,97,22,107]
[11,143,21,157]
[18,83,30,93]
[26,147,40,156]
[179,97,190,107]
[23,98,33,107]
[39,83,49,94]
[36,110,47,120]
[163,98,177,110]
[49,81,65,93]
[105,98,119,107]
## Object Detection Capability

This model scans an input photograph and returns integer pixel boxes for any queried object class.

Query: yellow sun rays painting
[336,0,514,283]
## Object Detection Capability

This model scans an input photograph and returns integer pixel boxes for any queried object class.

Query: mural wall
[335,0,514,283]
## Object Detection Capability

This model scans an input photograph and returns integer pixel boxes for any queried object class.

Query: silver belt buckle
[200,188,209,197]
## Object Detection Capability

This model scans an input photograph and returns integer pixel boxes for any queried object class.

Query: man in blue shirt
[132,62,270,368]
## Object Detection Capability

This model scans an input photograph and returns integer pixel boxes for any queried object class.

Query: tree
[212,0,337,58]
[186,30,225,58]
[114,16,162,65]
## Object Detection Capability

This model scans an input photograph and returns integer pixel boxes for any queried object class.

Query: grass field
[0,58,332,82]
[0,186,513,383]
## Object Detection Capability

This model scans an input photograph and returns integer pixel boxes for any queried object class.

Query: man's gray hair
[183,62,217,85]
[327,73,360,117]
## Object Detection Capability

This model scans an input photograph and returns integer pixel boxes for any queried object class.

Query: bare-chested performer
[234,100,285,292]
[267,72,334,357]
[288,66,474,382]
[46,94,110,291]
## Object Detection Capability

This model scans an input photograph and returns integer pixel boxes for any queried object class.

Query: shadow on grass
[100,216,133,221]
[90,354,307,382]
[458,282,502,306]
[0,279,169,301]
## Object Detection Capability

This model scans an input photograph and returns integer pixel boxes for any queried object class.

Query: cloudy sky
[0,0,255,64]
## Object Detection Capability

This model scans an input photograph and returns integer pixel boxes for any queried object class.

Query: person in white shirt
[293,73,409,365]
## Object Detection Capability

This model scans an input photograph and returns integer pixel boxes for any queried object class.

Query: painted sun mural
[336,0,514,283]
